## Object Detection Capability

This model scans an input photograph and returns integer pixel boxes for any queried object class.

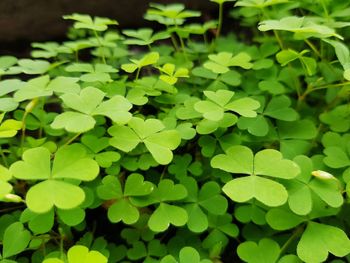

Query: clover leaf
[258,16,342,39]
[145,3,200,26]
[123,28,170,46]
[204,52,253,74]
[63,13,118,31]
[108,117,181,165]
[276,49,316,76]
[97,173,153,224]
[51,87,132,133]
[65,63,118,82]
[131,179,187,232]
[0,113,22,138]
[212,145,300,206]
[237,238,280,263]
[322,132,350,169]
[127,240,167,261]
[194,90,260,121]
[320,104,350,132]
[160,247,211,263]
[122,52,160,76]
[283,155,343,215]
[181,177,228,233]
[10,144,99,213]
[2,222,31,259]
[157,63,189,85]
[297,222,350,262]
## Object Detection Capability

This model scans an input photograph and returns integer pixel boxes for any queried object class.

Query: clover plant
[1,0,350,262]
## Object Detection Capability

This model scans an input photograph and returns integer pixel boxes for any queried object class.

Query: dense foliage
[1,0,350,262]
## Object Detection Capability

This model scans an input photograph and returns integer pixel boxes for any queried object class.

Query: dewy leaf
[67,245,108,263]
[2,222,31,258]
[237,238,280,263]
[10,145,99,213]
[297,222,350,262]
[222,175,288,206]
[109,117,181,165]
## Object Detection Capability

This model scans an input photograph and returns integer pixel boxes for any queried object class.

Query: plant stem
[216,3,224,39]
[93,30,106,64]
[280,225,304,256]
[62,132,82,147]
[0,146,8,167]
[305,39,322,59]
[135,67,141,80]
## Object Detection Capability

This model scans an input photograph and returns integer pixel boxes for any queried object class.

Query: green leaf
[64,13,118,31]
[161,247,211,263]
[237,238,280,263]
[109,118,181,165]
[2,222,31,258]
[297,222,350,262]
[148,203,188,232]
[204,52,253,73]
[266,208,304,230]
[264,96,298,121]
[10,145,99,213]
[26,180,85,213]
[259,16,342,39]
[14,75,51,102]
[51,111,96,133]
[67,245,108,263]
[222,176,288,207]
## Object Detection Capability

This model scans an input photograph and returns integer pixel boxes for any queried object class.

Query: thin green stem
[0,146,8,167]
[93,30,106,64]
[135,67,141,80]
[280,225,304,256]
[305,39,322,59]
[62,132,82,147]
[216,3,224,39]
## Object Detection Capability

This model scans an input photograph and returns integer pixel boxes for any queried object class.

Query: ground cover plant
[1,0,350,262]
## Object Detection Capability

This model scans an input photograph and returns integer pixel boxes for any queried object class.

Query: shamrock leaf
[63,13,118,31]
[108,117,181,165]
[123,28,170,46]
[258,16,342,39]
[65,63,118,82]
[0,113,22,138]
[14,75,52,102]
[276,49,316,75]
[194,90,260,121]
[320,104,350,132]
[132,179,187,232]
[182,177,228,233]
[122,52,159,74]
[204,52,253,74]
[237,238,280,263]
[160,247,211,263]
[284,156,343,216]
[0,56,17,76]
[9,59,51,75]
[212,145,300,206]
[51,87,132,133]
[145,3,200,26]
[158,63,189,85]
[2,222,31,259]
[10,144,99,213]
[297,222,350,262]
[97,174,153,224]
[67,245,107,263]
[127,240,167,261]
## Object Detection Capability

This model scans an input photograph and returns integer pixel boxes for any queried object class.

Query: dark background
[0,0,217,56]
